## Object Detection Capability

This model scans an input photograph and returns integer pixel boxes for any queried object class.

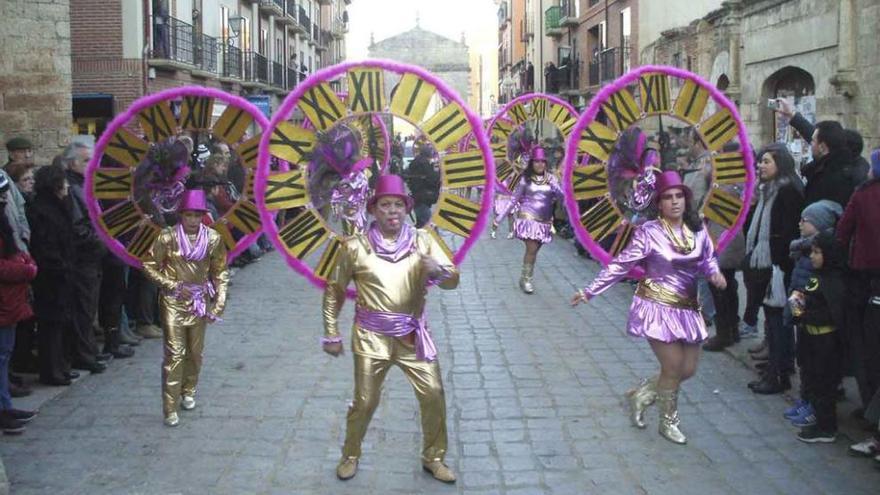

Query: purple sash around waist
[174,281,219,321]
[355,306,436,362]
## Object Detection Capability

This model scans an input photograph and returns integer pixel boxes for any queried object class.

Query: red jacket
[837,180,880,271]
[0,237,37,327]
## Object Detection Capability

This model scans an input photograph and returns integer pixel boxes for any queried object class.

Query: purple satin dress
[583,220,720,343]
[497,174,564,244]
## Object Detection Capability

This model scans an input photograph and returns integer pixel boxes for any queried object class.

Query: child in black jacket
[791,231,846,443]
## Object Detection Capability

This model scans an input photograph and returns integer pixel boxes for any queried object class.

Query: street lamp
[228,15,245,45]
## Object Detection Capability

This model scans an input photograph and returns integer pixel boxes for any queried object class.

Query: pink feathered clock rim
[561,64,756,270]
[254,58,497,291]
[85,85,271,268]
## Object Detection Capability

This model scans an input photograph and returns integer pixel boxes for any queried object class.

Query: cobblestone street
[0,231,876,494]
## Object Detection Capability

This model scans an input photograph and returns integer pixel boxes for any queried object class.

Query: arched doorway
[762,66,816,164]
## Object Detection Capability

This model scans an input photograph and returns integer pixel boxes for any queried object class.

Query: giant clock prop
[562,65,755,266]
[254,59,496,289]
[85,86,269,267]
[488,93,580,194]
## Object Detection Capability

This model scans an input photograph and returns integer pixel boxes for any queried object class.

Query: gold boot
[625,376,657,429]
[656,388,687,444]
[519,263,535,294]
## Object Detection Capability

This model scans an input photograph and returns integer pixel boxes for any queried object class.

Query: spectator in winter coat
[0,175,38,434]
[836,148,880,410]
[27,165,77,386]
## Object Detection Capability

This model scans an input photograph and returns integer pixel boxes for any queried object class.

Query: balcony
[299,6,311,38]
[287,66,298,90]
[586,46,631,87]
[150,15,195,67]
[546,59,580,94]
[545,6,563,37]
[260,0,284,17]
[192,34,219,76]
[316,29,331,52]
[497,2,509,28]
[317,0,330,5]
[272,61,285,89]
[222,46,242,80]
[560,0,579,27]
[331,14,346,38]
[243,51,269,86]
[278,0,294,24]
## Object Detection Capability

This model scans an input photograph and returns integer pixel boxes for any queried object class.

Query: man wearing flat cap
[1,137,32,252]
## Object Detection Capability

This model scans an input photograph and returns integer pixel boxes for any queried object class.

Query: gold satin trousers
[162,320,206,415]
[343,342,448,462]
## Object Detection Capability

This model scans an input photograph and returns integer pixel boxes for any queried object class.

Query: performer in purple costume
[571,171,727,444]
[497,147,564,293]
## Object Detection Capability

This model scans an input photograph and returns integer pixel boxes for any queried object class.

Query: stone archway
[762,66,816,163]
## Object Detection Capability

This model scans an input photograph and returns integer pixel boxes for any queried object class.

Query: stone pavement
[0,230,877,494]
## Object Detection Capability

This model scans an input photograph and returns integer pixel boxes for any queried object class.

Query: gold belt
[516,212,551,224]
[635,279,700,311]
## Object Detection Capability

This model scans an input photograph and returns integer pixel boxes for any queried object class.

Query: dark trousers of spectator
[126,268,158,327]
[67,264,102,366]
[764,304,794,375]
[845,272,880,409]
[99,258,126,330]
[709,268,740,342]
[799,328,842,432]
[742,267,771,329]
[11,317,37,372]
[413,203,432,229]
[38,319,69,382]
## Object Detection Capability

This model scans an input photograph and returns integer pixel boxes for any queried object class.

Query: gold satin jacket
[142,226,230,327]
[322,229,460,358]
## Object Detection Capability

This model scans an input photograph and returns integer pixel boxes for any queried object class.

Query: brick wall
[0,0,73,165]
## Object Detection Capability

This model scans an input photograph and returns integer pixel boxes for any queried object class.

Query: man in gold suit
[142,189,229,427]
[322,174,459,483]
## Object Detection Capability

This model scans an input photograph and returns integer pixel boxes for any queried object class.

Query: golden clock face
[87,88,268,267]
[488,94,580,194]
[255,61,495,288]
[563,66,755,264]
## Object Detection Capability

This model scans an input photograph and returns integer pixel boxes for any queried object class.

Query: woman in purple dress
[571,171,727,444]
[497,147,564,293]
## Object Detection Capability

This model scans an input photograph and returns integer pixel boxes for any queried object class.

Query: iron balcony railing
[272,61,284,87]
[589,60,600,86]
[287,67,297,90]
[545,6,562,31]
[244,51,269,83]
[152,15,194,64]
[223,45,242,78]
[194,34,219,73]
[599,47,619,83]
[299,6,311,33]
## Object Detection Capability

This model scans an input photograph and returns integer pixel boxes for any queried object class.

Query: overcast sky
[345,0,498,60]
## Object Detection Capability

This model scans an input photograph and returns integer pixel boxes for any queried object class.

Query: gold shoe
[519,263,535,294]
[336,456,358,480]
[422,460,456,483]
[656,388,687,444]
[625,377,657,429]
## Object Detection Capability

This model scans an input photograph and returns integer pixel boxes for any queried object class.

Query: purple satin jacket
[498,174,564,223]
[584,220,720,299]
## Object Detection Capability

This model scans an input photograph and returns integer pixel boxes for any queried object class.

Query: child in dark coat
[791,231,846,443]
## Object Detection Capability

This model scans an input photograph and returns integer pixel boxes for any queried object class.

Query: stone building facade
[0,0,73,165]
[641,0,880,158]
[368,25,471,103]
